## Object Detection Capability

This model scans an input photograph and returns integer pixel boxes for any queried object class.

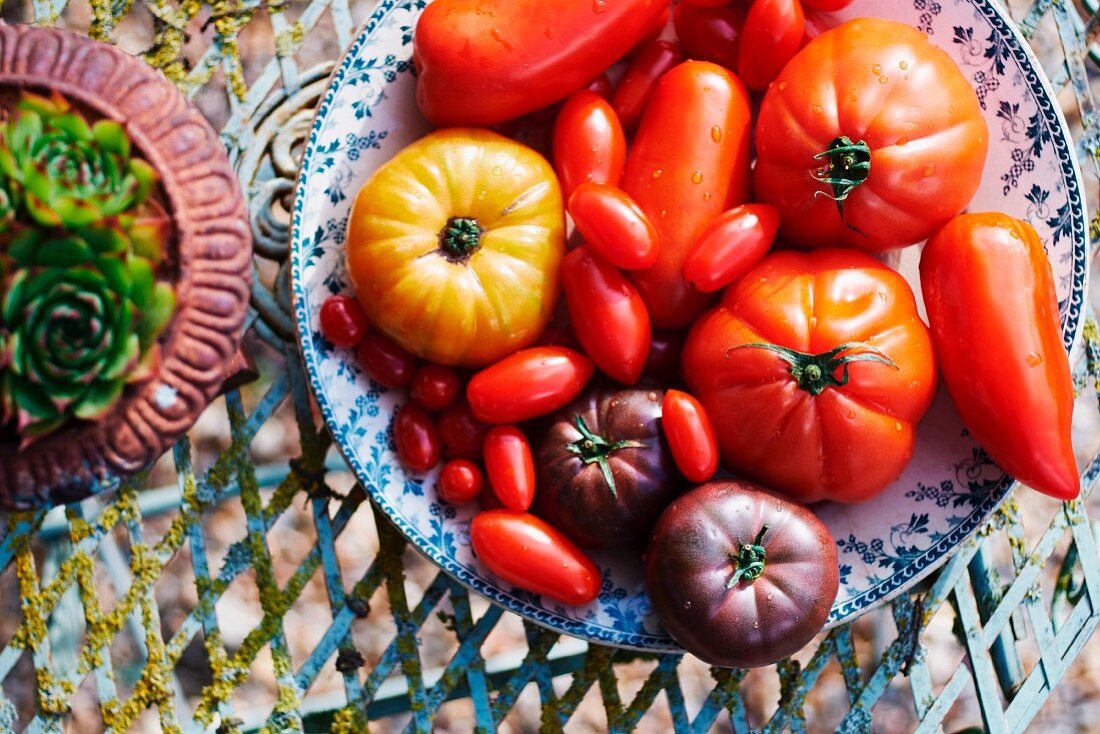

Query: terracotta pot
[0,25,252,510]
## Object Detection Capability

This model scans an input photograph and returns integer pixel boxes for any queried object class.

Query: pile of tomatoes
[317,0,1080,669]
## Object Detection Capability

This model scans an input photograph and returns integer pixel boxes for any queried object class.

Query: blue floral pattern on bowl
[290,0,1088,650]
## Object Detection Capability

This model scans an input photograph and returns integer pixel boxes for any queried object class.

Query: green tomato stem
[728,341,899,396]
[565,414,644,500]
[727,525,769,588]
[812,136,871,232]
[439,216,482,260]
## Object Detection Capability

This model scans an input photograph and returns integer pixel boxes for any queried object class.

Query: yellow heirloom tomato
[346,128,566,367]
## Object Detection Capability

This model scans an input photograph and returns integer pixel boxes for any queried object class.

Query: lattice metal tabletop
[1,0,1100,731]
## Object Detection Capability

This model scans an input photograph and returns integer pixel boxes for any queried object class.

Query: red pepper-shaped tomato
[737,0,804,92]
[561,247,651,386]
[467,347,595,423]
[621,61,752,329]
[471,510,601,605]
[414,0,670,126]
[568,183,659,270]
[661,390,719,483]
[683,204,778,293]
[754,18,988,252]
[921,213,1078,501]
[611,40,683,132]
[553,91,626,200]
[394,403,441,472]
[484,426,537,511]
[683,250,937,503]
[673,2,749,72]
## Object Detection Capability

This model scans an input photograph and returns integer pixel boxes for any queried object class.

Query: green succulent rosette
[0,230,174,442]
[0,92,156,229]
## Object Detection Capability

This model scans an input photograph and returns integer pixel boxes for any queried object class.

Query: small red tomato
[674,3,749,71]
[644,329,686,383]
[319,295,369,348]
[410,364,462,412]
[483,426,536,511]
[562,247,651,386]
[585,73,613,99]
[357,331,418,388]
[612,40,683,132]
[553,91,626,200]
[438,400,491,460]
[801,0,853,10]
[394,403,441,472]
[438,459,484,505]
[568,183,659,270]
[683,204,779,292]
[467,347,595,424]
[737,0,804,92]
[661,390,719,483]
[470,510,601,605]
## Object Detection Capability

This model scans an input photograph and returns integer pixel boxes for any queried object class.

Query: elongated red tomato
[661,390,719,483]
[394,403,441,472]
[737,0,804,92]
[467,347,595,423]
[568,183,659,270]
[562,247,651,385]
[674,2,749,71]
[683,204,778,292]
[320,295,369,348]
[612,41,683,132]
[484,426,537,511]
[414,0,670,126]
[622,61,752,329]
[553,91,626,200]
[357,331,418,389]
[471,510,601,604]
[920,213,1078,501]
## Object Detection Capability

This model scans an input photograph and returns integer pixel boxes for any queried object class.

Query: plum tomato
[319,295,368,348]
[357,330,418,389]
[394,403,441,472]
[661,390,719,483]
[467,347,595,423]
[483,426,537,511]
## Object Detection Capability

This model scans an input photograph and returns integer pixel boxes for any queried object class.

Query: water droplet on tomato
[711,126,723,142]
[545,26,556,39]
[778,82,789,91]
[896,137,909,146]
[819,473,835,485]
[491,165,503,176]
[659,210,668,219]
[1026,352,1043,367]
[879,76,889,84]
[489,28,513,50]
[899,60,909,70]
[878,291,888,302]
[703,85,712,92]
[895,421,903,432]
[562,562,569,568]
[647,392,658,402]
[766,593,774,601]
[812,104,823,115]
[684,601,692,610]
[872,64,883,75]
[592,0,607,12]
[652,168,663,179]
[847,410,856,419]
[753,621,760,629]
[703,192,712,201]
[923,164,936,177]
[692,171,703,184]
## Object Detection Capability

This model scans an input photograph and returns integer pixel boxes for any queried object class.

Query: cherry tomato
[585,73,613,99]
[674,2,748,71]
[737,0,804,92]
[661,390,719,483]
[612,40,683,132]
[568,183,659,270]
[319,295,369,348]
[357,331,418,388]
[394,403,441,472]
[483,426,537,511]
[561,247,651,386]
[438,400,491,460]
[438,459,484,505]
[410,364,462,412]
[470,510,601,605]
[644,329,686,383]
[801,0,853,10]
[553,91,626,200]
[467,347,595,423]
[683,204,779,292]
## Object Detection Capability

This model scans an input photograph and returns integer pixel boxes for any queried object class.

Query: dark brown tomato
[645,480,839,668]
[536,386,682,550]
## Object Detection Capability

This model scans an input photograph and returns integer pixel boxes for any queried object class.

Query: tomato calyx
[726,525,769,589]
[565,414,644,499]
[439,216,483,260]
[730,341,899,396]
[812,136,872,228]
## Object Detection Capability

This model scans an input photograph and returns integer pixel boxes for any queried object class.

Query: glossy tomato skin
[414,0,670,126]
[737,0,804,92]
[661,390,719,483]
[645,480,839,668]
[568,183,659,270]
[553,91,626,200]
[320,295,369,347]
[921,214,1079,500]
[561,247,652,386]
[394,403,442,472]
[612,41,683,132]
[410,364,462,412]
[438,459,484,505]
[673,2,748,71]
[622,61,752,329]
[347,129,564,367]
[683,249,937,503]
[467,347,595,423]
[683,204,779,292]
[471,510,601,605]
[537,386,682,549]
[438,400,491,460]
[357,331,418,389]
[754,18,988,252]
[801,0,853,10]
[484,426,537,511]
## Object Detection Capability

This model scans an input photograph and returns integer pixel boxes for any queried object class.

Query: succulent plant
[0,92,156,229]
